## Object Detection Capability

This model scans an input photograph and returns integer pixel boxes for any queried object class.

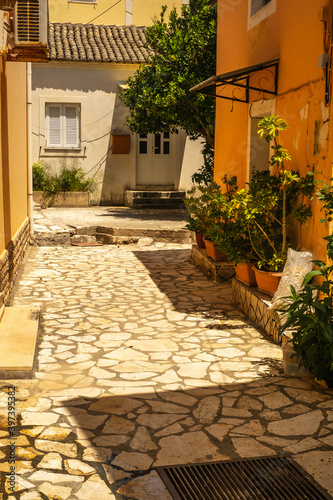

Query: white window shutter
[48,106,61,146]
[65,106,78,147]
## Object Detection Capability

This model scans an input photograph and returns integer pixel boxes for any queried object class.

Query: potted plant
[185,216,206,248]
[184,182,222,251]
[281,234,333,387]
[247,117,316,295]
[208,188,257,284]
[202,175,238,262]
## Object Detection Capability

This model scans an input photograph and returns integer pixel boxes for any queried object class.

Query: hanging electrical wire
[87,0,123,25]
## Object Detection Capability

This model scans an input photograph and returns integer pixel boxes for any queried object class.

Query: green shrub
[32,163,94,195]
[32,162,47,191]
[58,167,94,193]
[282,235,333,387]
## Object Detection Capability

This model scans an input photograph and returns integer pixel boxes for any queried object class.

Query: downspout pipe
[26,61,34,237]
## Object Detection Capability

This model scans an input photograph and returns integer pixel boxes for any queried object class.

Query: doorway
[136,133,175,186]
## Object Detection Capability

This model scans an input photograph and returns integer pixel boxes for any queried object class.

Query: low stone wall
[33,191,90,207]
[0,217,30,317]
[232,278,282,345]
[189,245,235,282]
[190,245,285,346]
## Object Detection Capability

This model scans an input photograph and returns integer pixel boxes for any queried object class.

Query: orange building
[193,0,333,261]
[0,0,49,319]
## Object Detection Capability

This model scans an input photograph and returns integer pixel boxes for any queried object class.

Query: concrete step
[128,191,186,199]
[124,190,186,209]
[95,228,192,244]
[96,234,140,245]
[132,202,186,210]
[135,185,175,191]
[0,307,39,378]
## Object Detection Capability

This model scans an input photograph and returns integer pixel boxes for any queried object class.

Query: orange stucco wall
[0,59,28,254]
[214,0,332,260]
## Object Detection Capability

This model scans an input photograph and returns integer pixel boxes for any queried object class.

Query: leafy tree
[119,0,217,149]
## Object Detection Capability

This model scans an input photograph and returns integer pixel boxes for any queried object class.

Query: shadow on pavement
[51,377,333,499]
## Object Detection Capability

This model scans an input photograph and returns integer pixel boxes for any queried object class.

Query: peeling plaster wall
[274,84,330,259]
[214,0,332,261]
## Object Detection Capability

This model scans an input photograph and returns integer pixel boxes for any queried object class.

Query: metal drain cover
[156,456,332,500]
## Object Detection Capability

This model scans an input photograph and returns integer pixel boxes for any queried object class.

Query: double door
[136,133,174,186]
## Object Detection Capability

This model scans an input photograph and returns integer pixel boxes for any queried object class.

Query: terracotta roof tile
[48,22,153,63]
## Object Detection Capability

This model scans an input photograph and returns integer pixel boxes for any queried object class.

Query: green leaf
[313,301,327,313]
[303,270,322,284]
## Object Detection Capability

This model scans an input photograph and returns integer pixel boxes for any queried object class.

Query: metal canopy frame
[190,58,279,103]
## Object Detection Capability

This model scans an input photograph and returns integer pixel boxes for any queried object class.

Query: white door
[136,133,174,186]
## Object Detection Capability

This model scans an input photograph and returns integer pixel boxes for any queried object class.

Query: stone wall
[0,218,30,318]
[232,278,282,345]
[189,245,235,282]
[33,191,90,208]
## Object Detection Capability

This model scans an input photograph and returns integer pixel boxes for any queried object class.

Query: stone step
[96,233,140,245]
[135,185,175,191]
[95,228,192,244]
[0,307,39,378]
[132,202,186,210]
[124,190,186,209]
[128,191,186,199]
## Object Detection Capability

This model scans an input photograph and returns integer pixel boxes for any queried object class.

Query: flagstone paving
[0,242,332,499]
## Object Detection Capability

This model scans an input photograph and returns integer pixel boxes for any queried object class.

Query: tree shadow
[133,248,236,315]
[39,374,333,499]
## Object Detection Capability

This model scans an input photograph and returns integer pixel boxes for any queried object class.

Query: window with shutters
[45,104,80,148]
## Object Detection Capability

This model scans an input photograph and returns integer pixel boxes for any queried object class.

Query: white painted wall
[179,137,205,190]
[32,61,202,205]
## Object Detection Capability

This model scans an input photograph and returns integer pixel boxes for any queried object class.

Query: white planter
[33,191,90,207]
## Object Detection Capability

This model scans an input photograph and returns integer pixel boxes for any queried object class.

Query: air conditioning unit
[14,0,47,46]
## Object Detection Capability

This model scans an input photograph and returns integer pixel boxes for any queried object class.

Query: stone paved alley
[0,241,333,499]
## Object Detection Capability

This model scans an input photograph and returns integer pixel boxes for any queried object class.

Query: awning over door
[190,58,279,103]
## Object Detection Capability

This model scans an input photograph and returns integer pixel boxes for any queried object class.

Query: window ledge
[68,0,96,3]
[44,147,82,151]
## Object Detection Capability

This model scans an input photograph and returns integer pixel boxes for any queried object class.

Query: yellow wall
[133,0,183,26]
[0,59,28,253]
[49,0,125,25]
[215,0,331,260]
[49,0,183,26]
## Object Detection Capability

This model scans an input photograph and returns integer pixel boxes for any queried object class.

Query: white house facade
[31,22,203,205]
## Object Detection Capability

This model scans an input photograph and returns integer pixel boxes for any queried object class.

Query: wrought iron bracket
[190,58,279,103]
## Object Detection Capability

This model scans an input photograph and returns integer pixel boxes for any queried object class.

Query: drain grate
[156,456,332,500]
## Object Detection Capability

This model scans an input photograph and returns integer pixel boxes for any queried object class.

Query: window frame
[45,103,81,149]
[67,0,96,4]
[248,0,276,30]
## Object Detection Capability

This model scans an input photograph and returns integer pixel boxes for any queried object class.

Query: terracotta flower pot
[252,266,282,296]
[235,263,257,287]
[203,239,228,262]
[195,233,206,249]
